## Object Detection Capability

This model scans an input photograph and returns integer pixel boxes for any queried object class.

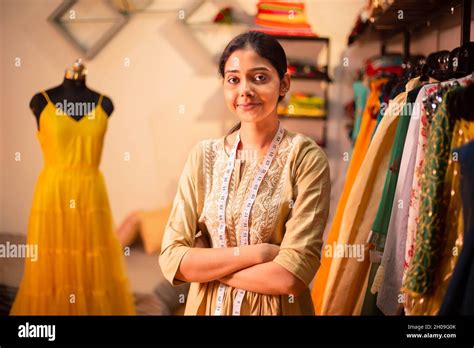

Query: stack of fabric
[253,1,316,36]
[278,92,325,117]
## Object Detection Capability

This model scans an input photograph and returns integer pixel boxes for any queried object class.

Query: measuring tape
[213,123,284,316]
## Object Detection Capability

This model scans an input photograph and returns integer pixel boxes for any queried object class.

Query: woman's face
[223,47,289,123]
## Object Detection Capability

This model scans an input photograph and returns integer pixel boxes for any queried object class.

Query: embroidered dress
[159,130,331,315]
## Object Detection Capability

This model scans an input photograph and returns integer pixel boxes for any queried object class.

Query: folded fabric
[258,13,308,24]
[258,1,305,11]
[255,18,312,29]
[278,92,325,117]
[254,0,316,36]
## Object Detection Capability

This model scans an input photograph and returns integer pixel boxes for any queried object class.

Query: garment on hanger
[318,77,420,315]
[159,130,331,315]
[375,83,437,315]
[372,74,400,137]
[402,85,474,315]
[311,77,389,313]
[10,91,135,315]
[440,140,474,315]
[361,85,423,315]
[377,78,468,315]
[352,80,369,144]
[403,84,439,283]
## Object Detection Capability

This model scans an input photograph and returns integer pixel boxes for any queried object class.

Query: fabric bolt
[159,130,331,315]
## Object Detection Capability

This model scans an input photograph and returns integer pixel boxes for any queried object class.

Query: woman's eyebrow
[224,66,271,74]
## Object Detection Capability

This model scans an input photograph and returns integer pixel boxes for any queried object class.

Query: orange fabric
[311,78,389,313]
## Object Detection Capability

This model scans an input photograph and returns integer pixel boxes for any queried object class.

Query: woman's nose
[239,81,254,97]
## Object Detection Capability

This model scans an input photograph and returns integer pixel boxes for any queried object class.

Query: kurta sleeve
[159,141,202,286]
[273,140,331,287]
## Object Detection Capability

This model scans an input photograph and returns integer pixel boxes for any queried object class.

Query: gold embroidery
[199,132,294,247]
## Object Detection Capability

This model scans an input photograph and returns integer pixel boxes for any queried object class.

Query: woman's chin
[236,109,266,120]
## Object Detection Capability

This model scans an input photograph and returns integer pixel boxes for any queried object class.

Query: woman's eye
[227,77,239,84]
[255,75,267,81]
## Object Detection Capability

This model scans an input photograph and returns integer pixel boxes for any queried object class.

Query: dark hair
[218,31,288,135]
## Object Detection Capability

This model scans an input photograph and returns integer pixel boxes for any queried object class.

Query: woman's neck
[239,113,280,154]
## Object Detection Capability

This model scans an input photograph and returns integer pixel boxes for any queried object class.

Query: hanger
[449,42,474,78]
[404,55,426,79]
[448,83,474,121]
[419,50,451,82]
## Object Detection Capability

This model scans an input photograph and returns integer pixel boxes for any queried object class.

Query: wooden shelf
[279,114,327,120]
[290,72,331,82]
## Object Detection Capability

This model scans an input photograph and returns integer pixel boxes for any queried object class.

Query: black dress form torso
[30,77,114,130]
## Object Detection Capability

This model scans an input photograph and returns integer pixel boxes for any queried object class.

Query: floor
[0,233,186,315]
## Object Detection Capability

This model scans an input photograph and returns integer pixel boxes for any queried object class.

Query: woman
[159,31,330,315]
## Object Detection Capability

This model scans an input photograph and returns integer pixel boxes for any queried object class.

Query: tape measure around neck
[213,123,284,316]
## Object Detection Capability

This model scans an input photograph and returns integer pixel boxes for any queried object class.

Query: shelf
[350,0,465,45]
[290,72,332,82]
[279,114,327,120]
[270,35,330,43]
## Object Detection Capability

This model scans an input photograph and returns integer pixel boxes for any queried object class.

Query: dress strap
[97,94,103,108]
[41,90,52,104]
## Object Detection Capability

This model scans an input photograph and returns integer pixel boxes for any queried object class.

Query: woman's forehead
[225,48,275,72]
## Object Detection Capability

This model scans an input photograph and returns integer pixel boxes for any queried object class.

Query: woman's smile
[237,102,262,111]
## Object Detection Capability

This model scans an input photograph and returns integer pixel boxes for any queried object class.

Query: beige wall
[0,0,380,236]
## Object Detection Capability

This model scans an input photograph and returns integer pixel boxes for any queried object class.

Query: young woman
[159,31,331,315]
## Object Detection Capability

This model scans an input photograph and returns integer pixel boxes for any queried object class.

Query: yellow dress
[10,91,136,315]
[159,130,331,315]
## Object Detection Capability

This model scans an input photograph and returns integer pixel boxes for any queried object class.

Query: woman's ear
[280,72,291,97]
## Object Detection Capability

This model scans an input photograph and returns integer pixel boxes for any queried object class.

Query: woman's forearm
[218,261,307,296]
[175,245,263,283]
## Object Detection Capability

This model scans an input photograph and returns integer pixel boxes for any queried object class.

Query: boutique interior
[0,0,473,316]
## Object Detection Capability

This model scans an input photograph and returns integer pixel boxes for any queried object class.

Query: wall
[0,0,367,235]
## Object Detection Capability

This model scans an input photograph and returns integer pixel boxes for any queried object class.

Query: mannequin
[30,59,114,129]
[11,59,136,315]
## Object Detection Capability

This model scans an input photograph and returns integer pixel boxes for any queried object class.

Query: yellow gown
[10,91,136,315]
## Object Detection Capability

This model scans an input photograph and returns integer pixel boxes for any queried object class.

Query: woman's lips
[237,103,262,111]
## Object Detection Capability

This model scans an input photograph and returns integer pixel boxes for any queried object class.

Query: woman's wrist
[240,244,269,265]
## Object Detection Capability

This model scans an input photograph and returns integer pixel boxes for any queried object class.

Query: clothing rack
[462,0,472,45]
[352,0,473,58]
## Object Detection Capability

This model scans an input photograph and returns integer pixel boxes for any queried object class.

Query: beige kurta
[159,129,331,315]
